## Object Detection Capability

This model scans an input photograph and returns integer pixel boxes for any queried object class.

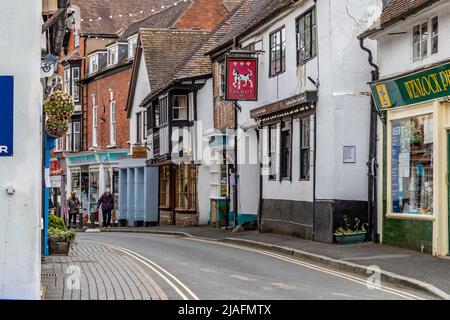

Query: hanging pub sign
[225,56,258,101]
[370,62,450,111]
[0,76,14,157]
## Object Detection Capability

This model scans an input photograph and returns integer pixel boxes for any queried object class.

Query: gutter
[359,38,380,243]
[52,0,70,55]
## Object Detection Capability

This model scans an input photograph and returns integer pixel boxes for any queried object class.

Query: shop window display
[391,114,433,215]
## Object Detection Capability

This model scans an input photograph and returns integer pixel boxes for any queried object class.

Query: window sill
[175,208,197,213]
[269,71,286,78]
[297,55,317,66]
[386,213,435,221]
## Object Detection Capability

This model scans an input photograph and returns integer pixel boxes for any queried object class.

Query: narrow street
[43,232,435,300]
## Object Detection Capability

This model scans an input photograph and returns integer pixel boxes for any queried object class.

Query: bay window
[107,45,118,66]
[72,67,80,102]
[128,36,138,59]
[172,95,188,121]
[88,54,99,74]
[175,164,197,210]
[160,165,171,208]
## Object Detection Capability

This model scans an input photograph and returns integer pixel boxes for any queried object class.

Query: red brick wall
[85,67,132,150]
[175,0,229,31]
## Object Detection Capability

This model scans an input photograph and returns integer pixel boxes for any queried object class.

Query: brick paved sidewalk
[41,240,167,300]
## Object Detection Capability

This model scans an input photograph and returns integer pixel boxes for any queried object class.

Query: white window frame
[107,45,118,66]
[55,137,64,152]
[159,95,169,125]
[88,54,99,74]
[64,68,70,94]
[172,95,188,121]
[110,100,116,146]
[92,95,98,147]
[66,122,72,151]
[128,35,138,59]
[72,67,80,102]
[413,16,438,62]
[73,121,81,152]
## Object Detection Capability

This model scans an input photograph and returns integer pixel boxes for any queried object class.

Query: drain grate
[41,273,57,277]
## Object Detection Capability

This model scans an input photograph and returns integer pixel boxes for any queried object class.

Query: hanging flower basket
[46,118,69,138]
[44,90,74,121]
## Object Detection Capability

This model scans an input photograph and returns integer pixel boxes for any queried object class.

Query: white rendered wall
[375,1,450,79]
[196,79,214,224]
[314,0,378,201]
[129,54,151,147]
[0,0,42,299]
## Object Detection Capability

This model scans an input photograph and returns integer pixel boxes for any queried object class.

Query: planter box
[334,232,367,244]
[49,240,71,256]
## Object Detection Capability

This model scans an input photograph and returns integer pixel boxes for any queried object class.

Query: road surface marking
[120,255,168,300]
[87,240,199,300]
[184,237,425,300]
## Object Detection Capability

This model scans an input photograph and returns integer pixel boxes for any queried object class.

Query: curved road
[79,232,433,300]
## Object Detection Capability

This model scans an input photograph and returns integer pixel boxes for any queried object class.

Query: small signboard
[0,76,14,157]
[132,146,148,159]
[225,56,258,101]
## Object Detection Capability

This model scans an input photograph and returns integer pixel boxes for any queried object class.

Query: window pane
[391,114,433,215]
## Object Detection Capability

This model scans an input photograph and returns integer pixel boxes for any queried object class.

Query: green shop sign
[370,62,450,111]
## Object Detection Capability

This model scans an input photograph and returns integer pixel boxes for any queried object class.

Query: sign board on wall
[132,146,148,159]
[0,76,14,157]
[225,56,258,101]
[370,62,450,111]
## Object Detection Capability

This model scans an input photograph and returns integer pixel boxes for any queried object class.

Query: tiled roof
[359,0,442,38]
[71,0,185,35]
[380,0,441,25]
[122,1,191,39]
[140,28,210,96]
[207,0,295,54]
[63,47,82,62]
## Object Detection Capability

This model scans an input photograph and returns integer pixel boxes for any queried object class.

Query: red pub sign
[225,56,258,101]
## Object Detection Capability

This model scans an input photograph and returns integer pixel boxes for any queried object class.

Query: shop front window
[89,170,99,215]
[391,114,433,215]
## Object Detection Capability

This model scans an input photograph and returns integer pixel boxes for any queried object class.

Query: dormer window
[88,54,99,74]
[128,35,138,59]
[107,45,118,66]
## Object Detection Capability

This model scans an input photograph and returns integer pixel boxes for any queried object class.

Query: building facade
[207,0,380,242]
[362,0,450,255]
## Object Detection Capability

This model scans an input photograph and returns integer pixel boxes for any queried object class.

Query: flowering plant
[44,91,74,120]
[46,118,69,138]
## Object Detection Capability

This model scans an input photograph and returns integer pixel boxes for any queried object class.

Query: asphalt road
[79,232,434,300]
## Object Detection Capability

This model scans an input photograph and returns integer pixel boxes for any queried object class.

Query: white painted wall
[314,0,378,201]
[129,54,151,148]
[374,1,450,79]
[196,79,214,224]
[235,0,378,206]
[0,0,42,299]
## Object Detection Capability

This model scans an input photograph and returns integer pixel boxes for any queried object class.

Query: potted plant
[334,215,368,244]
[48,214,76,255]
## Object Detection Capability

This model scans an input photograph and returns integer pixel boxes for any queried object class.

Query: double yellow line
[91,240,200,300]
[185,237,425,300]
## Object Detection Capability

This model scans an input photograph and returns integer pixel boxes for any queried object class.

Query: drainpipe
[257,123,263,232]
[52,0,70,55]
[359,38,380,243]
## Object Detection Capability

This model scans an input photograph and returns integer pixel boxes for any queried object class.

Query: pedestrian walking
[66,192,81,229]
[97,188,114,228]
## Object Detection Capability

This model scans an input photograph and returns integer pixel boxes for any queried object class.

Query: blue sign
[0,76,14,157]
